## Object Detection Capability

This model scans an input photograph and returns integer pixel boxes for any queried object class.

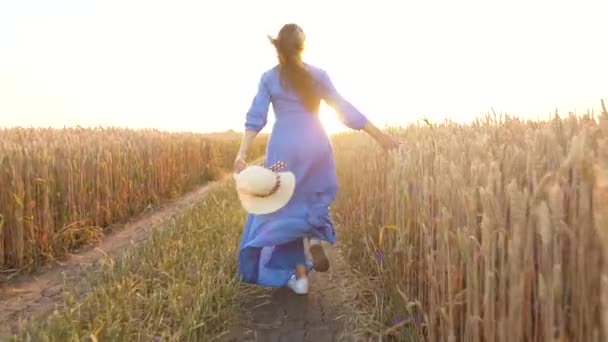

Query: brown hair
[268,24,321,113]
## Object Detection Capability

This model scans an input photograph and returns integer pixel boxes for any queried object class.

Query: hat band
[244,174,281,198]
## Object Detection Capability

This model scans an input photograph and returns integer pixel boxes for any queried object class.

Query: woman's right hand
[233,155,247,174]
[376,132,402,151]
[363,122,402,152]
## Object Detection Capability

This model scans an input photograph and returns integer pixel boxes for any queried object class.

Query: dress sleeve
[318,69,369,130]
[244,72,271,133]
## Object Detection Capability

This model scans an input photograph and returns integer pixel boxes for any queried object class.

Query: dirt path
[227,244,366,342]
[0,177,225,331]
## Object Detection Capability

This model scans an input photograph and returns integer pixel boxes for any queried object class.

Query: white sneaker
[287,274,309,295]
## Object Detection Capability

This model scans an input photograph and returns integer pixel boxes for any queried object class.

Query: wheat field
[332,107,608,341]
[0,127,265,272]
[8,183,247,341]
[2,105,608,341]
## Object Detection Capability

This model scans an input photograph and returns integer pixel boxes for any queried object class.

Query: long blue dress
[237,64,369,287]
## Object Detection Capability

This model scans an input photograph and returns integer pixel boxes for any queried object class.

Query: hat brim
[237,171,296,215]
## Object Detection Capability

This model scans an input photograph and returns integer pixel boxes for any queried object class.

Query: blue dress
[237,64,369,287]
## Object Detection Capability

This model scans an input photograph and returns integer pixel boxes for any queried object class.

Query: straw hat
[234,161,296,215]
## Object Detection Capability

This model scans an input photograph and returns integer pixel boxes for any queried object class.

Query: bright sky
[1,0,606,134]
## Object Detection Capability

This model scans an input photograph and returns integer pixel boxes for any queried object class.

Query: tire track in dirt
[0,177,225,332]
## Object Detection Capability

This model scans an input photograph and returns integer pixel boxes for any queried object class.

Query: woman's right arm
[318,69,369,131]
[319,69,401,150]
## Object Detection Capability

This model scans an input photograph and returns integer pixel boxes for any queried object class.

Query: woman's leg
[295,263,308,279]
[309,237,330,272]
[268,238,308,279]
[275,238,309,295]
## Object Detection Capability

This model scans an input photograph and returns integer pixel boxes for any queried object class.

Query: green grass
[10,183,246,342]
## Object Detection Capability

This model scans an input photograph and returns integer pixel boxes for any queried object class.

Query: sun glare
[319,103,348,135]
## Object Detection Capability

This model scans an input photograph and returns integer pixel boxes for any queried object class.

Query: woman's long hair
[268,24,321,113]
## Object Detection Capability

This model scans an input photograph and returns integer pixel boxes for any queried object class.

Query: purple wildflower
[411,310,424,325]
[374,250,384,262]
[390,314,406,326]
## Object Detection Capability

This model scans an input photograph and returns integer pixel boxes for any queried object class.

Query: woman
[234,23,401,295]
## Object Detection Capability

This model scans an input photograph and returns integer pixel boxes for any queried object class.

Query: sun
[318,103,348,135]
